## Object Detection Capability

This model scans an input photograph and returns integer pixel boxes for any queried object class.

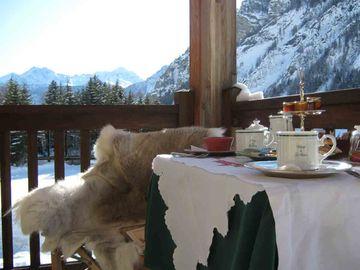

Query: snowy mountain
[138,0,360,103]
[236,0,360,97]
[0,67,143,103]
[125,65,168,96]
[125,49,190,104]
[150,50,189,104]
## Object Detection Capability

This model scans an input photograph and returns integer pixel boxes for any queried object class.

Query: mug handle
[319,134,337,163]
[230,137,234,150]
[264,131,275,147]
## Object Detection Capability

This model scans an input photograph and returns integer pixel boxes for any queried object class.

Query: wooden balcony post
[222,86,241,134]
[0,131,13,269]
[190,0,237,127]
[80,129,91,172]
[174,90,194,127]
[53,130,65,268]
[28,130,41,268]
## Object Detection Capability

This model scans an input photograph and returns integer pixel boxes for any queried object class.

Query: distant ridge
[0,66,144,103]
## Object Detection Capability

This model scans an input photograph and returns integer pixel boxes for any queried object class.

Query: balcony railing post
[0,131,13,269]
[222,86,241,135]
[80,130,91,172]
[174,90,194,127]
[54,130,65,180]
[28,130,41,268]
[53,130,65,267]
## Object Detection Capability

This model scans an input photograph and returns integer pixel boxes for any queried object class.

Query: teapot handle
[319,135,337,163]
[264,131,275,147]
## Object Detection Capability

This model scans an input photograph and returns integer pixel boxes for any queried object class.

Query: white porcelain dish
[244,160,352,179]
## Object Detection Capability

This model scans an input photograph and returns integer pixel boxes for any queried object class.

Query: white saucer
[244,160,352,179]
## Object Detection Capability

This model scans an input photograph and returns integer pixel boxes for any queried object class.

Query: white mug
[276,131,337,170]
[236,130,274,151]
[269,115,293,133]
[269,115,293,148]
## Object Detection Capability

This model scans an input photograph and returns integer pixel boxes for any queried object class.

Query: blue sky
[0,0,190,79]
[0,0,243,79]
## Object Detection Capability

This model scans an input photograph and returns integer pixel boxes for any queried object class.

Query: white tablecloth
[152,155,360,270]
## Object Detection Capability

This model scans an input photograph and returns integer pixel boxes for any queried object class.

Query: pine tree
[4,78,23,105]
[58,82,65,104]
[44,80,63,104]
[20,84,32,104]
[137,95,144,105]
[125,91,134,104]
[10,131,27,166]
[114,80,124,104]
[144,95,151,105]
[3,79,32,165]
[82,76,103,104]
[100,82,109,104]
[63,81,76,105]
[0,86,5,104]
[105,80,124,104]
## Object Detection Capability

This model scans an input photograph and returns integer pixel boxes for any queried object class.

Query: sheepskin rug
[14,125,223,270]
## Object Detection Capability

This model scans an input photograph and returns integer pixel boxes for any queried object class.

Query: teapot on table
[235,120,274,151]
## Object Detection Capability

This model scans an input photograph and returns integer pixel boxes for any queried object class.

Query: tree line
[0,76,160,166]
[0,75,159,105]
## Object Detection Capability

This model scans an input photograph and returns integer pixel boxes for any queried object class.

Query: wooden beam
[0,131,13,269]
[27,130,41,268]
[0,105,178,131]
[232,88,360,130]
[54,131,65,181]
[190,0,237,127]
[80,130,91,172]
[174,90,194,126]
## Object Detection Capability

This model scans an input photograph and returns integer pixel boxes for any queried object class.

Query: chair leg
[51,249,65,270]
[76,247,102,270]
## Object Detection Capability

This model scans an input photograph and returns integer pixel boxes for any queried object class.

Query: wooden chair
[51,222,146,270]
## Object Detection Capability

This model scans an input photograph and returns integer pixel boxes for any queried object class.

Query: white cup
[276,131,337,170]
[236,130,274,151]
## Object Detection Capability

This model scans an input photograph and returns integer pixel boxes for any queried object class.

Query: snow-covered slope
[139,0,360,103]
[150,50,189,104]
[125,65,168,96]
[237,0,360,96]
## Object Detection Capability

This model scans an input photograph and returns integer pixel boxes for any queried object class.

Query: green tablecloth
[145,174,278,270]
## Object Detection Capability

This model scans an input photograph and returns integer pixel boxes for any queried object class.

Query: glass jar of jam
[294,101,308,111]
[283,102,295,112]
[307,97,321,110]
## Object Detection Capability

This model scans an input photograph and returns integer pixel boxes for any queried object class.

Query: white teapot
[236,120,274,151]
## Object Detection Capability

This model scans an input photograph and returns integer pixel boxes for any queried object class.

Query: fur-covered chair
[14,125,223,270]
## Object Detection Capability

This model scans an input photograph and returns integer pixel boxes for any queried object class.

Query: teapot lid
[246,119,268,131]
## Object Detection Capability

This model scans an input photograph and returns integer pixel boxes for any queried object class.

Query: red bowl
[203,137,233,152]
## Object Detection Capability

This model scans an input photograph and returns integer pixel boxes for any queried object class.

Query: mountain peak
[23,66,55,75]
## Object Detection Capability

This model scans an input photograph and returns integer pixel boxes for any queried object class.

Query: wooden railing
[0,91,193,270]
[230,88,360,131]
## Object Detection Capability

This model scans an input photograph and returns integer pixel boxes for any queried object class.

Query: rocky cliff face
[150,50,189,104]
[143,0,360,103]
[237,0,360,97]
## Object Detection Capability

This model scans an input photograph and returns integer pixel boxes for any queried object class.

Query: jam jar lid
[246,119,268,131]
[236,119,268,133]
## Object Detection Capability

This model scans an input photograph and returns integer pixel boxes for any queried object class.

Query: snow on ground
[0,161,84,267]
